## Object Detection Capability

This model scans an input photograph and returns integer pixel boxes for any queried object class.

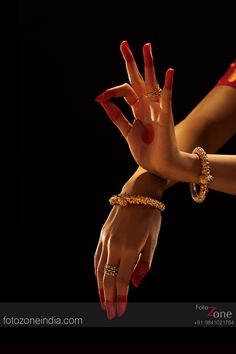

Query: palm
[127,119,161,173]
[127,100,177,176]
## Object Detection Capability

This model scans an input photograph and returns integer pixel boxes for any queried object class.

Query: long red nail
[164,68,174,91]
[117,296,127,317]
[143,43,153,67]
[98,289,106,311]
[132,261,150,287]
[100,101,118,122]
[141,123,155,144]
[95,90,112,102]
[121,41,134,63]
[132,274,144,288]
[106,301,116,320]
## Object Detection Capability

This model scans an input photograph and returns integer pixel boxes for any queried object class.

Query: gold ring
[146,86,162,98]
[104,264,119,277]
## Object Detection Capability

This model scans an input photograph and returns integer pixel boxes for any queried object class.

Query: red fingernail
[132,261,150,287]
[95,90,112,102]
[117,296,127,317]
[106,301,116,320]
[121,40,134,63]
[100,101,118,122]
[143,43,153,67]
[132,274,144,288]
[95,93,105,102]
[98,289,106,311]
[164,68,174,91]
[141,123,155,144]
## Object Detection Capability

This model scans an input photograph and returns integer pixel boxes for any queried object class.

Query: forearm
[176,152,236,195]
[208,155,236,194]
[175,85,236,153]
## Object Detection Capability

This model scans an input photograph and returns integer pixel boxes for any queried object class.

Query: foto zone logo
[195,304,233,319]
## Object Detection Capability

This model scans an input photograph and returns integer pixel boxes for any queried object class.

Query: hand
[95,41,181,180]
[94,173,166,320]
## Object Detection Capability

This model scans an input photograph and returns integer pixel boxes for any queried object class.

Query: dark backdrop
[17,1,236,309]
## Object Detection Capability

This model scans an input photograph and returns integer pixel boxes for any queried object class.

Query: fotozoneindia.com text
[2,315,84,326]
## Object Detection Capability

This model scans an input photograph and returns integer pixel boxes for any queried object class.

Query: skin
[94,41,236,320]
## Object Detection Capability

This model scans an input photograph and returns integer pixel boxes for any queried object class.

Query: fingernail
[95,90,112,102]
[132,261,150,287]
[95,93,105,102]
[98,289,106,311]
[106,301,116,320]
[117,296,127,317]
[121,40,134,63]
[164,68,174,91]
[143,43,153,67]
[121,40,129,48]
[132,274,144,288]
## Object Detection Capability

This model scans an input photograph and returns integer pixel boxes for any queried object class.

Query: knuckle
[123,82,130,89]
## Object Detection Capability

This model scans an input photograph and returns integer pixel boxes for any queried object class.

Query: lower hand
[94,173,165,320]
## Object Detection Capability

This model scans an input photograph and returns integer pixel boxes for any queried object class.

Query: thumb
[131,237,157,287]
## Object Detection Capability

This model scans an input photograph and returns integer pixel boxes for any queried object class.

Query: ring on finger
[104,264,119,277]
[146,85,162,98]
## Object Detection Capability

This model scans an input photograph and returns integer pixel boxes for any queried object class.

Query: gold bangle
[190,147,214,203]
[109,193,165,212]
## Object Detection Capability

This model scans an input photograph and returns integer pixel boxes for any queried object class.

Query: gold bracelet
[109,193,165,212]
[190,147,214,203]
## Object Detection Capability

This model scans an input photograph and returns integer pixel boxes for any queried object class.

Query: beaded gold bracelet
[190,146,214,203]
[109,193,165,212]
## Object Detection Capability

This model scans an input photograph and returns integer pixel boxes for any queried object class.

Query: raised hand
[96,41,180,180]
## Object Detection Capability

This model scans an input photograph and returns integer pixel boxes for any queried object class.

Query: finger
[94,242,102,276]
[132,235,158,287]
[100,101,132,138]
[96,242,108,311]
[120,41,146,95]
[95,83,139,106]
[160,68,174,113]
[143,43,160,102]
[116,252,139,317]
[103,244,120,320]
[158,68,175,126]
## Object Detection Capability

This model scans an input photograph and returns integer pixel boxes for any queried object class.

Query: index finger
[120,41,146,95]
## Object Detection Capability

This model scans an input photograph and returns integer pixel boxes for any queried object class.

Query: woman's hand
[95,41,181,180]
[94,173,166,320]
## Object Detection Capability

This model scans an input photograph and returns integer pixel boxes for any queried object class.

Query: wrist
[175,151,201,183]
[121,169,167,199]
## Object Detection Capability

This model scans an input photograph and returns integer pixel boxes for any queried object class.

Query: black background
[15,0,236,349]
